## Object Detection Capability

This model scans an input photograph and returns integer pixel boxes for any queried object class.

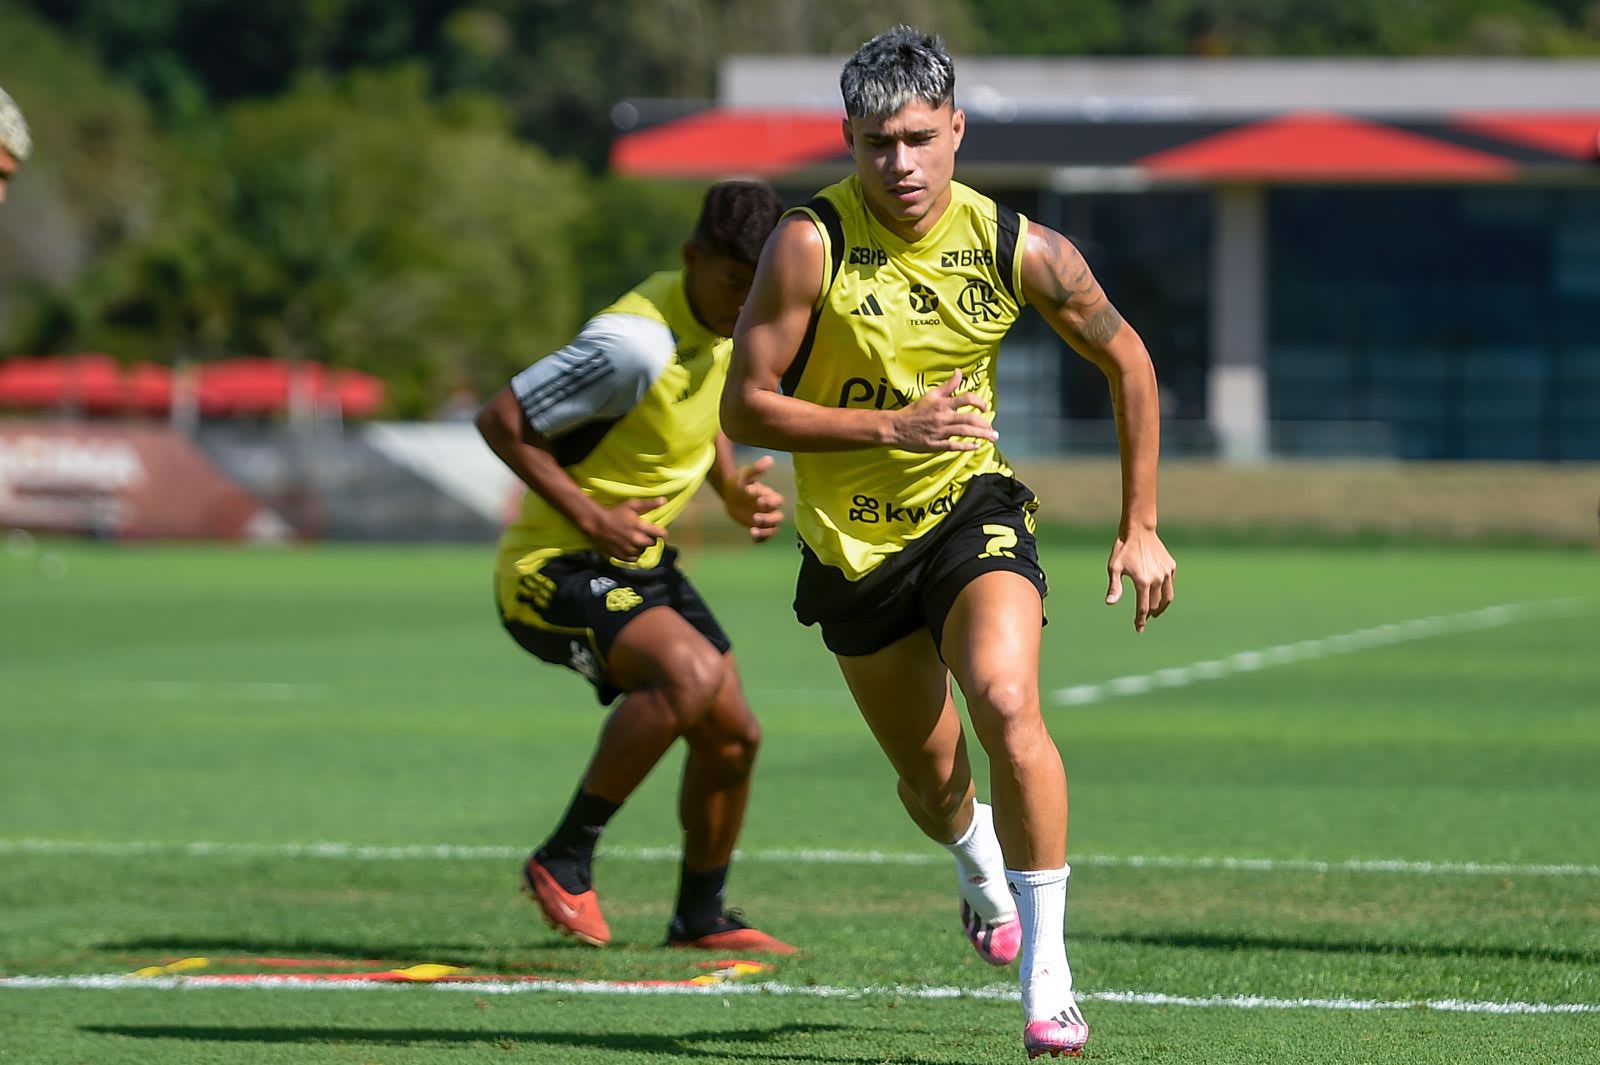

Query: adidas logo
[850,293,885,316]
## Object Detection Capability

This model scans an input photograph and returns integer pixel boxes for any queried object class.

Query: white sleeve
[510,313,674,438]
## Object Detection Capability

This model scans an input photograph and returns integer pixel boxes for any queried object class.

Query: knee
[720,717,762,777]
[966,678,1043,751]
[691,706,761,782]
[655,646,726,729]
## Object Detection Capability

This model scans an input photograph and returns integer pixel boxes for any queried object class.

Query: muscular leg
[940,570,1064,869]
[941,569,1076,1029]
[835,629,974,845]
[837,627,1020,964]
[537,607,724,882]
[605,638,785,950]
[580,607,728,803]
[677,652,761,872]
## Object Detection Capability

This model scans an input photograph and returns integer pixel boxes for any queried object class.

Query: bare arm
[723,216,999,453]
[706,432,784,543]
[1020,222,1175,630]
[475,386,665,561]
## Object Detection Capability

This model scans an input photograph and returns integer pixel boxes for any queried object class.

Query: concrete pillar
[1208,185,1270,462]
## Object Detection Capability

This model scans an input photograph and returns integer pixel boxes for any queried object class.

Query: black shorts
[793,474,1048,657]
[499,547,731,705]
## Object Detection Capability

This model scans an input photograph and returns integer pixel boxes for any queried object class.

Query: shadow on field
[80,1022,951,1062]
[1084,929,1598,965]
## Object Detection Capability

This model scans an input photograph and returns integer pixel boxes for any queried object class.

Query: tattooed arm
[1020,222,1176,632]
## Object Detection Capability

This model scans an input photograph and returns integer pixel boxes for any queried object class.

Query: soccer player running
[477,180,795,954]
[723,27,1175,1057]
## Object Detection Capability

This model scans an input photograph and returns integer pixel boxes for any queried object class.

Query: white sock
[941,801,1015,922]
[1006,864,1073,1021]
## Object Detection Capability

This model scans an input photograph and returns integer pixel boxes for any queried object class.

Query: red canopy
[0,353,126,413]
[194,357,385,417]
[0,355,386,419]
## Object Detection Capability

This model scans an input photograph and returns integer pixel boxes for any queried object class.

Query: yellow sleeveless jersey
[782,176,1029,580]
[495,270,725,580]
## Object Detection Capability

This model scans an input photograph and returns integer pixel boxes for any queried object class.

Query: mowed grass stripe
[3,542,1596,1065]
[5,838,1597,878]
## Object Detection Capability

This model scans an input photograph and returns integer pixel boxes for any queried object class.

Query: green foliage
[46,69,589,416]
[960,0,1129,55]
[569,177,706,316]
[963,0,1600,56]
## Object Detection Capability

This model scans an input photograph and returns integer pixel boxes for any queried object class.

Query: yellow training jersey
[782,176,1029,580]
[495,270,726,585]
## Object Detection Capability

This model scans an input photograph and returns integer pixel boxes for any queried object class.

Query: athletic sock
[942,801,1016,921]
[673,863,730,935]
[537,789,620,893]
[1006,864,1073,1021]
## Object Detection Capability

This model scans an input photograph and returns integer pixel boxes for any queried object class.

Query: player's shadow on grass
[80,1022,949,1063]
[1085,930,1598,965]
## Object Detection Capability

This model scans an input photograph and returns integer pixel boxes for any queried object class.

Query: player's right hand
[886,369,1000,452]
[584,496,669,562]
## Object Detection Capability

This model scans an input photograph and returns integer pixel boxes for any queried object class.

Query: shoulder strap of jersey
[779,195,846,396]
[995,202,1023,304]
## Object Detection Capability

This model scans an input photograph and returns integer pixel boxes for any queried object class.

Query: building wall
[1268,184,1600,460]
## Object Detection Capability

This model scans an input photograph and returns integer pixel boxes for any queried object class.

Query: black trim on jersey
[995,203,1022,304]
[780,196,847,397]
[549,415,625,467]
[518,349,614,427]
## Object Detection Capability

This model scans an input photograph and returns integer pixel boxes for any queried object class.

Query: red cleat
[666,912,796,954]
[522,853,610,947]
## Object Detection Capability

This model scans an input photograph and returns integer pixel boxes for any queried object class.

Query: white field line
[0,974,1594,1016]
[3,838,1596,879]
[1051,598,1589,707]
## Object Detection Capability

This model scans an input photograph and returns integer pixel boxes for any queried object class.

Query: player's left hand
[1106,524,1176,633]
[724,454,785,543]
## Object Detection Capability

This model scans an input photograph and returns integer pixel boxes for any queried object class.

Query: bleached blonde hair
[839,25,955,120]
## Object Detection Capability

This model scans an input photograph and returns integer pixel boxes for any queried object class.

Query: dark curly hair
[690,180,785,266]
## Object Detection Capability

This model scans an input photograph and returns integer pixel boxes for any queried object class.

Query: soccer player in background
[477,180,794,954]
[0,86,30,205]
[723,26,1176,1057]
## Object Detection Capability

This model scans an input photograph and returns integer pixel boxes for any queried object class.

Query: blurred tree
[392,0,976,169]
[569,177,707,316]
[954,0,1127,55]
[46,69,589,416]
[21,0,461,123]
[979,0,1600,56]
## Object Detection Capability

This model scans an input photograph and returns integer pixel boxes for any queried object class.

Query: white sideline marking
[0,974,1594,1016]
[1051,599,1588,707]
[3,838,1596,878]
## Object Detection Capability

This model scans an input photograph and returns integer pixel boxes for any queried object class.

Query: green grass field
[1,534,1597,1064]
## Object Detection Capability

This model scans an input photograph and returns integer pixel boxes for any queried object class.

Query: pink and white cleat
[1023,999,1090,1058]
[961,898,1021,966]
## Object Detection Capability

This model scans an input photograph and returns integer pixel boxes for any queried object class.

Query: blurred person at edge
[0,86,30,204]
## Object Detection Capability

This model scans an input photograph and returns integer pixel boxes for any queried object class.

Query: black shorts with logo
[793,474,1048,657]
[499,546,731,705]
